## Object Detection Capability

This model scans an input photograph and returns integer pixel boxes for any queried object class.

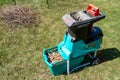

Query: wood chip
[48,52,63,63]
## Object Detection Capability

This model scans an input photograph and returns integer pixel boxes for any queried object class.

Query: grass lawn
[0,0,120,80]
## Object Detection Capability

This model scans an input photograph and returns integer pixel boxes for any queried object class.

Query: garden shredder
[43,4,105,76]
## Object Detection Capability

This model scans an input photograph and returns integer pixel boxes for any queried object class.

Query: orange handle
[87,4,99,16]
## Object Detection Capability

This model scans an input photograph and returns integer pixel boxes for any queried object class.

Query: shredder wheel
[91,57,101,65]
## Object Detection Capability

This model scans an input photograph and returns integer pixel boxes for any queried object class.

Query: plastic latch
[87,4,99,16]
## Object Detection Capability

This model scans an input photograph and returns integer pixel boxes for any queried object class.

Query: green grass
[0,0,120,80]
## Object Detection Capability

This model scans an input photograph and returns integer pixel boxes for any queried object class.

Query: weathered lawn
[0,0,120,80]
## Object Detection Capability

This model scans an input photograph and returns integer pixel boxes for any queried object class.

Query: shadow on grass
[98,48,120,63]
[71,48,120,74]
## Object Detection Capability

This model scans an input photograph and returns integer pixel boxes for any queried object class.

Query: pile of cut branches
[0,6,39,27]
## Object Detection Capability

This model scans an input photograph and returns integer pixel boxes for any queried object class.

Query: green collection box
[43,46,84,76]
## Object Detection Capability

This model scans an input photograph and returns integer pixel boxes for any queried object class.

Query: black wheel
[91,57,101,66]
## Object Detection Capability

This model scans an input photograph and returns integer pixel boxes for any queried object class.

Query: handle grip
[87,4,99,16]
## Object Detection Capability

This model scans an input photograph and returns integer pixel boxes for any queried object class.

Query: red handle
[87,4,99,16]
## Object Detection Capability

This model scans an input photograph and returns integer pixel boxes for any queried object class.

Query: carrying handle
[87,4,99,16]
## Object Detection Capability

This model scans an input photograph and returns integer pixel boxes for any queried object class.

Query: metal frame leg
[67,60,70,75]
[94,50,97,58]
[88,53,93,59]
